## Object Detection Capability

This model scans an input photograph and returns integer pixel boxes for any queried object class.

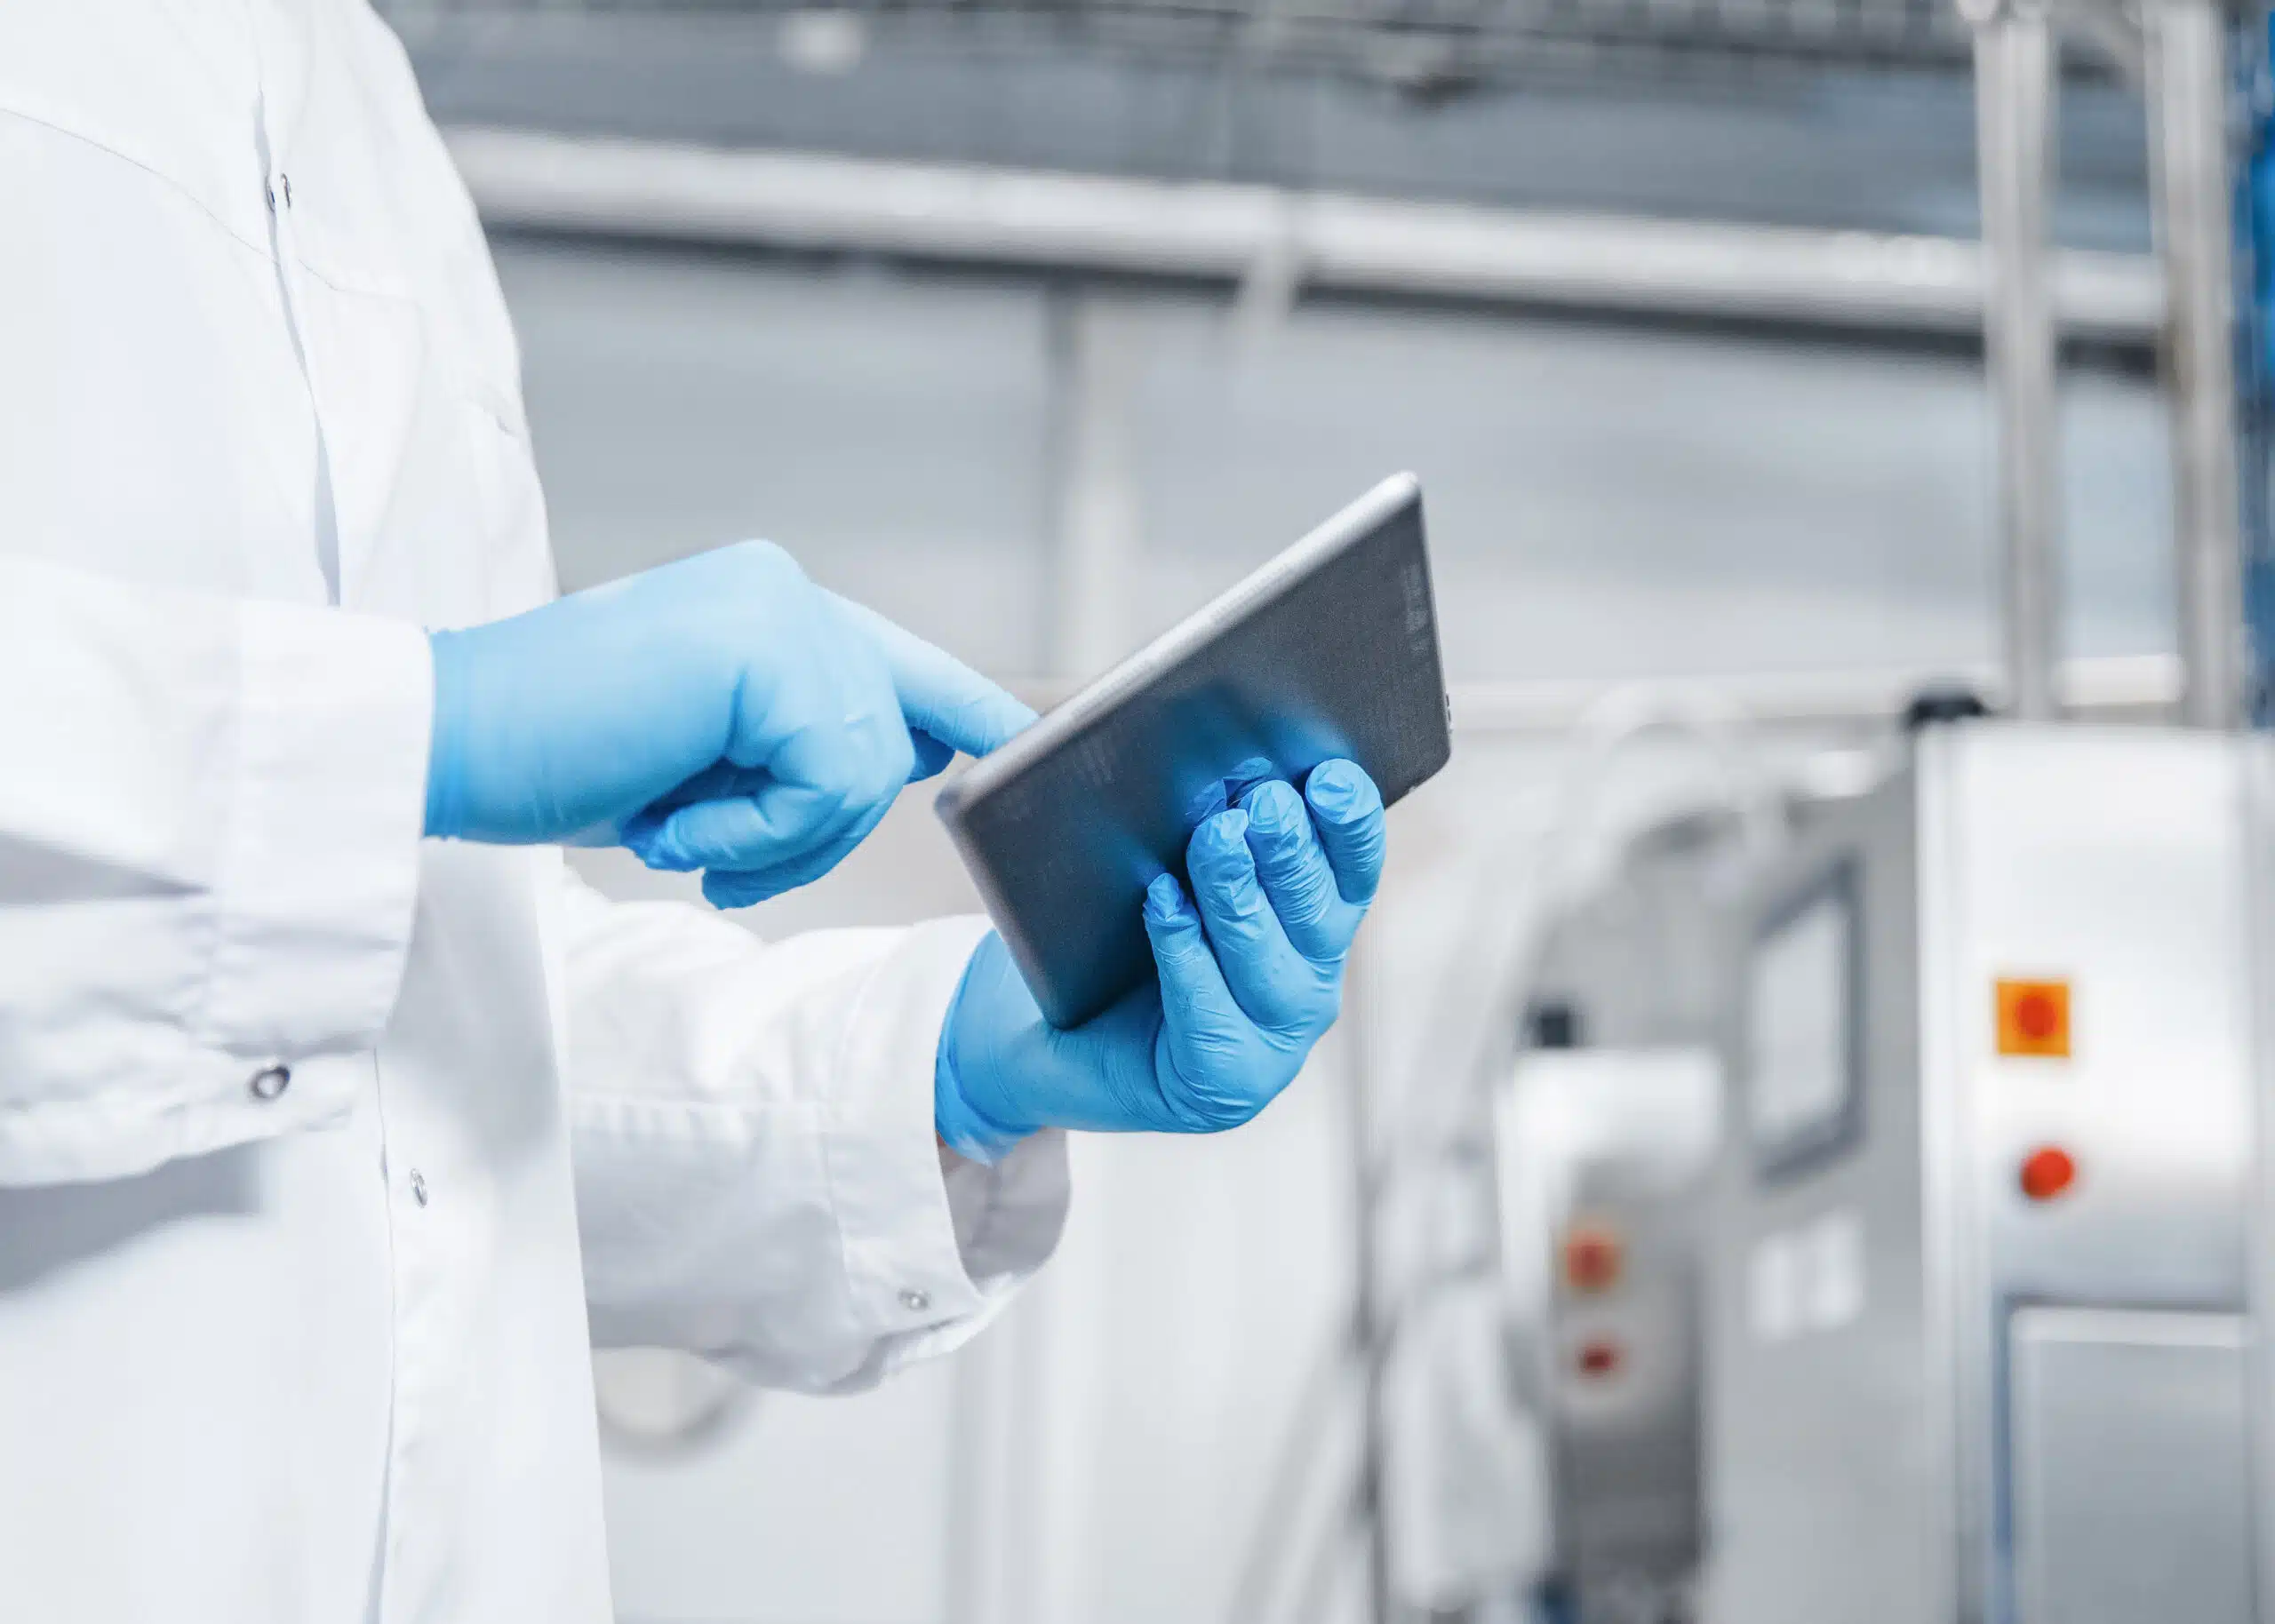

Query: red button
[2019,1146,2078,1203]
[1575,1339,1623,1380]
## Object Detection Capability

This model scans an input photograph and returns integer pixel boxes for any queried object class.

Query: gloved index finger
[828,592,1037,760]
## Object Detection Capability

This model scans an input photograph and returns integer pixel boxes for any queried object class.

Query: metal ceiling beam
[443,125,2165,342]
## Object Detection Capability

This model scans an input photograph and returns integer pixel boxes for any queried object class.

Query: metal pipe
[1971,1,2063,720]
[443,126,2166,343]
[2146,0,2249,728]
[1044,291,1144,680]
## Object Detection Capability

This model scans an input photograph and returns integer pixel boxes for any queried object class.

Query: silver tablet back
[935,473,1451,1028]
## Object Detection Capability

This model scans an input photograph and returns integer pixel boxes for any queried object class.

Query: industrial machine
[1690,0,2275,1607]
[1499,1047,1717,1624]
[1494,808,1745,1623]
[1700,720,2259,1624]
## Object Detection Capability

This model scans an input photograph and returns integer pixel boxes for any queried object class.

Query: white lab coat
[0,4,1069,1620]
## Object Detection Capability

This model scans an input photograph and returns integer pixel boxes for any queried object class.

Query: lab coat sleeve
[0,557,431,1184]
[558,866,1070,1394]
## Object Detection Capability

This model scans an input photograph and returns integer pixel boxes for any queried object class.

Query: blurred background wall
[376,5,2179,1619]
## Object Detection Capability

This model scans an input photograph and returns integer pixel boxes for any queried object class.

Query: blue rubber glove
[934,760,1387,1160]
[425,541,1034,905]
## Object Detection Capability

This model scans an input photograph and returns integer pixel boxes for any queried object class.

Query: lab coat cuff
[196,599,431,1063]
[826,917,1070,1365]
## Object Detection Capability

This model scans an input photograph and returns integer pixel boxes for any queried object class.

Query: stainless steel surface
[1957,736,2252,1314]
[2145,1,2248,728]
[1705,762,1942,1624]
[2008,1308,2254,1624]
[1943,729,2253,1623]
[1494,812,1743,1614]
[1704,728,2256,1624]
[1918,727,1975,1624]
[1553,1190,1703,1596]
[2247,740,2275,1621]
[1973,5,2063,720]
[1502,1050,1720,1609]
[447,129,2167,342]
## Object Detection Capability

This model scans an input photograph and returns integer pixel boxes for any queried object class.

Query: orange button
[1562,1225,1624,1294]
[1996,978,2071,1058]
[2019,1145,2078,1202]
[1575,1338,1624,1380]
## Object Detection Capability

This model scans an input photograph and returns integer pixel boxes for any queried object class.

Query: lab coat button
[249,1063,291,1102]
[898,1288,930,1313]
[410,1168,429,1207]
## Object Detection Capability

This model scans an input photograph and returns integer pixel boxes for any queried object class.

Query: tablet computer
[935,472,1451,1028]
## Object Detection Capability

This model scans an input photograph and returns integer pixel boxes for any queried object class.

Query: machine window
[1747,863,1862,1178]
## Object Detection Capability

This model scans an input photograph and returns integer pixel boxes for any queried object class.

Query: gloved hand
[425,541,1034,905]
[934,760,1386,1159]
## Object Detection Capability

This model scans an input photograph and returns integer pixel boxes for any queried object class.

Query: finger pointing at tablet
[826,592,1038,775]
